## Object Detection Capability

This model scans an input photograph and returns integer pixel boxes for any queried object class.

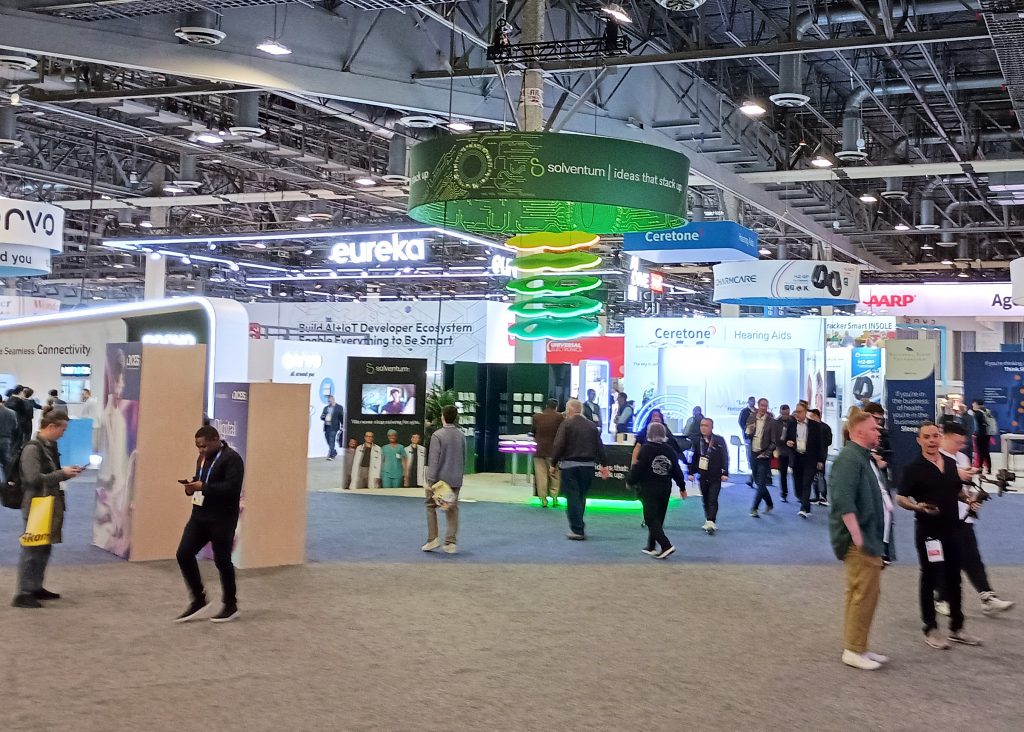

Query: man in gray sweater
[422,405,466,554]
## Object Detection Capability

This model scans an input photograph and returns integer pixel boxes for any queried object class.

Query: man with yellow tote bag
[11,412,82,609]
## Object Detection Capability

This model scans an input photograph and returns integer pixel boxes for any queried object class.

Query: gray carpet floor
[2,558,1023,731]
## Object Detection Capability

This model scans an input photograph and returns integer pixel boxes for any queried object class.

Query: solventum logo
[864,294,915,308]
[329,233,426,265]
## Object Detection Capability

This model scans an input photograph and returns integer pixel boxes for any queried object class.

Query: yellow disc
[506,231,600,253]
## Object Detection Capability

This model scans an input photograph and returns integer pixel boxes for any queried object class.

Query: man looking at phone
[174,425,245,624]
[11,412,82,608]
[897,422,980,649]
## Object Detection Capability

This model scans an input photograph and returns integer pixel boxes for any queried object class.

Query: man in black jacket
[738,396,755,484]
[809,408,833,505]
[628,422,687,558]
[786,403,825,518]
[550,399,609,540]
[689,418,729,535]
[175,425,245,623]
[320,394,344,461]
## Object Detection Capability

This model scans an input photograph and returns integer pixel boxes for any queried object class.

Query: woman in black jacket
[627,422,687,559]
[631,409,682,462]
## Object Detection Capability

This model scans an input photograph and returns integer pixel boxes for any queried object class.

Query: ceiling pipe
[228,92,265,138]
[939,200,993,246]
[771,1,981,108]
[839,75,1006,161]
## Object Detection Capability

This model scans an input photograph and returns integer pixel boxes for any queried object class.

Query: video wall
[345,356,428,445]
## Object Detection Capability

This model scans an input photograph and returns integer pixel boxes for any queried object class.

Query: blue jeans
[751,457,774,511]
[325,428,339,458]
[561,466,594,535]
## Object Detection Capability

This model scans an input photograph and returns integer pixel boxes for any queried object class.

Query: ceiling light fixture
[957,270,969,278]
[894,223,911,231]
[920,242,934,250]
[139,220,153,229]
[739,100,766,117]
[601,3,632,23]
[859,193,878,203]
[447,121,474,132]
[256,38,292,56]
[941,257,953,265]
[294,214,314,223]
[303,248,313,255]
[758,247,771,255]
[162,184,185,195]
[810,155,834,169]
[192,131,225,145]
[354,177,377,187]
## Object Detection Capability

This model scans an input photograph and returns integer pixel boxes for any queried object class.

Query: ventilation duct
[0,52,37,73]
[917,194,938,230]
[309,200,332,221]
[382,136,409,184]
[229,93,265,138]
[840,74,1006,160]
[174,154,201,190]
[0,106,22,151]
[174,11,225,46]
[690,202,705,221]
[771,1,982,109]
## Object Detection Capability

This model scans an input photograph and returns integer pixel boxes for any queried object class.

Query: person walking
[320,395,343,461]
[809,408,832,505]
[774,404,793,502]
[380,430,408,488]
[970,399,994,474]
[0,399,17,477]
[551,398,610,540]
[738,396,756,484]
[628,422,686,558]
[422,405,466,554]
[682,406,704,446]
[46,389,67,415]
[829,410,890,670]
[746,398,777,518]
[689,417,728,535]
[349,431,382,489]
[7,386,36,447]
[405,433,427,488]
[786,403,825,518]
[896,422,982,649]
[532,399,564,508]
[10,412,83,609]
[174,425,245,623]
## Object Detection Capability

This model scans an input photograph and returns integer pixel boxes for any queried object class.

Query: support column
[144,253,166,300]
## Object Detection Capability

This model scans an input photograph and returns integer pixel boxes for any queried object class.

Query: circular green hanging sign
[407,132,689,235]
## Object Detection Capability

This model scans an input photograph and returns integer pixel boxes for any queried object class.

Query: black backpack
[1,440,37,510]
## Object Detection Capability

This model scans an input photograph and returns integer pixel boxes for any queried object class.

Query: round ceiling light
[398,115,444,129]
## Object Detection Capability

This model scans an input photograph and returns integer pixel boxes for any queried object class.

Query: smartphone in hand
[177,479,191,484]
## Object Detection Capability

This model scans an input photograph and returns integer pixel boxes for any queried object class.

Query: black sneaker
[12,594,42,609]
[210,604,240,623]
[781,496,789,503]
[33,588,61,601]
[174,599,210,623]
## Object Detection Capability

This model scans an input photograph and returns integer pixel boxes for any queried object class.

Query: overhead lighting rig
[486,16,630,64]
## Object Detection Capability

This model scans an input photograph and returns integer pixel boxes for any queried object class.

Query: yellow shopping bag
[20,496,55,547]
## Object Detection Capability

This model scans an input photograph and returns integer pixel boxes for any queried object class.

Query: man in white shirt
[936,423,1014,615]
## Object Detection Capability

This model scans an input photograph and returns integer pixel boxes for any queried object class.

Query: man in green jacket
[828,410,889,671]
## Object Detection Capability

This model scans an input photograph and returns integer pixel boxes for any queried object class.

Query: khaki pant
[533,457,560,500]
[843,545,883,653]
[426,488,459,545]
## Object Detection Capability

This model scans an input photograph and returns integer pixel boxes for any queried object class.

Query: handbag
[20,495,55,547]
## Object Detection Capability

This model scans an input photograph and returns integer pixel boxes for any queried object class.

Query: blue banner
[623,221,758,264]
[884,341,936,481]
[962,353,1024,435]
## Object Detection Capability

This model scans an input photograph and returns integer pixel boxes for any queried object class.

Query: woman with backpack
[627,422,687,559]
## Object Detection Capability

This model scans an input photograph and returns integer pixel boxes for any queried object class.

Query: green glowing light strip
[506,275,602,296]
[509,316,601,341]
[514,251,602,273]
[509,295,602,319]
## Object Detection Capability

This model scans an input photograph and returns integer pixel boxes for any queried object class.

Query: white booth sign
[858,283,1024,316]
[0,295,61,319]
[0,198,64,277]
[713,260,859,306]
[0,243,52,276]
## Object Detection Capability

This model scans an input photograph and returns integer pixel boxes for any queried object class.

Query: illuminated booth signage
[328,233,427,266]
[0,198,65,277]
[623,221,758,264]
[713,260,860,306]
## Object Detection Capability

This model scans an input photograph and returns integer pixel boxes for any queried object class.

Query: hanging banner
[0,199,64,277]
[0,295,61,319]
[962,353,1024,434]
[622,220,758,263]
[884,340,937,481]
[859,282,1024,316]
[713,260,860,306]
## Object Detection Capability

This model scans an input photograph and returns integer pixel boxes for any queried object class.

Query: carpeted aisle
[1,479,1023,730]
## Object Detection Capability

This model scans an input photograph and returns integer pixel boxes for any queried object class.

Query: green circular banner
[407,132,689,235]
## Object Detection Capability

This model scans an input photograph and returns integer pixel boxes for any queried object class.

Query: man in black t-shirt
[897,422,981,649]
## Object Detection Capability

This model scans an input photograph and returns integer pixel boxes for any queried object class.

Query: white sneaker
[842,649,881,670]
[864,651,890,664]
[798,511,809,519]
[701,520,713,532]
[981,592,1015,614]
[443,544,458,554]
[707,521,716,535]
[935,600,951,617]
[421,538,441,552]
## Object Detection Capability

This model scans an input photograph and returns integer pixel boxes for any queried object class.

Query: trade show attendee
[383,388,405,415]
[422,405,466,554]
[682,406,704,446]
[808,409,832,506]
[970,398,994,474]
[551,398,610,540]
[11,411,83,609]
[786,403,825,518]
[829,409,889,671]
[380,430,408,488]
[841,405,861,445]
[6,386,36,446]
[935,424,1014,616]
[628,422,686,558]
[405,433,427,489]
[739,396,756,485]
[349,432,382,489]
[46,389,67,415]
[862,403,893,482]
[175,425,245,623]
[342,438,358,490]
[632,409,680,459]
[774,404,793,502]
[614,392,634,435]
[747,398,777,518]
[896,422,981,649]
[320,394,343,461]
[0,399,17,476]
[532,399,564,508]
[80,388,101,451]
[689,418,728,535]
[582,389,602,430]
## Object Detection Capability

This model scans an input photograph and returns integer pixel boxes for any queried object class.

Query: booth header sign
[0,199,64,277]
[622,221,758,264]
[858,283,1024,317]
[0,295,60,319]
[628,317,824,352]
[713,260,860,306]
[328,233,427,266]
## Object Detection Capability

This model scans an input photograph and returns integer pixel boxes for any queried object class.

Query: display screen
[361,384,416,415]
